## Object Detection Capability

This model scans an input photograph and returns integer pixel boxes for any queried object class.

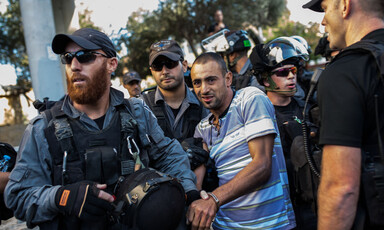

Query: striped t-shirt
[195,87,296,230]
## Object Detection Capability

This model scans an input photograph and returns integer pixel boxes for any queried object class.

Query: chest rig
[142,89,202,142]
[43,101,140,188]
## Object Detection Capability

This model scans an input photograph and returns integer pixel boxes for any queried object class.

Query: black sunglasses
[60,50,108,64]
[151,59,180,71]
[272,66,297,77]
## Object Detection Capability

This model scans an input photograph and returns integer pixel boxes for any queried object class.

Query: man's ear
[225,71,233,87]
[107,57,118,74]
[182,60,188,73]
[342,0,351,18]
[263,78,270,87]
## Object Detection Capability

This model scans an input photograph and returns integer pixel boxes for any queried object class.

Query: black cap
[123,71,141,85]
[149,40,184,65]
[302,0,323,12]
[52,28,116,57]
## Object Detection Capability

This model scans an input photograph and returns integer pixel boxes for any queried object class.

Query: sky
[77,0,325,35]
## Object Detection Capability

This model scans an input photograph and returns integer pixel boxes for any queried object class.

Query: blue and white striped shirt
[195,87,296,229]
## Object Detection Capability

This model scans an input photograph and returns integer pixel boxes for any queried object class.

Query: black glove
[186,190,200,206]
[55,181,114,221]
[181,138,209,170]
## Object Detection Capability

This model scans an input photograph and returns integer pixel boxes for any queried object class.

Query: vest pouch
[85,146,119,186]
[53,157,84,185]
[361,157,384,226]
[290,136,321,204]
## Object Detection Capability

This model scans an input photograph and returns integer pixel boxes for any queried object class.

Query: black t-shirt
[274,98,304,157]
[318,29,384,152]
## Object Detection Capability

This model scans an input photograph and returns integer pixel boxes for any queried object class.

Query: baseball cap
[149,40,184,65]
[52,28,116,57]
[302,0,324,12]
[123,71,141,85]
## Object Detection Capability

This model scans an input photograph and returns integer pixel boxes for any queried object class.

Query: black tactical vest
[40,101,139,230]
[141,89,202,142]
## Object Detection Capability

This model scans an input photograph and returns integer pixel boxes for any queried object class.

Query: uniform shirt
[150,84,208,141]
[4,88,196,227]
[195,87,295,230]
[318,29,384,150]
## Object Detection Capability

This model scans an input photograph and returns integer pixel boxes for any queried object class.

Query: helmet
[250,36,309,87]
[262,36,309,68]
[201,30,251,54]
[223,30,251,54]
[291,35,312,54]
[113,168,185,230]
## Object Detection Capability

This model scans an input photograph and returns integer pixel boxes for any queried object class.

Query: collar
[154,83,200,106]
[62,87,125,118]
[239,59,252,75]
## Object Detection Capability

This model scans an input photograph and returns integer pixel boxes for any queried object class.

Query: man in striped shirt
[187,52,296,230]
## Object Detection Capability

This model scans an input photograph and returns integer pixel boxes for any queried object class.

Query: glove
[186,190,200,206]
[181,138,209,170]
[55,181,114,221]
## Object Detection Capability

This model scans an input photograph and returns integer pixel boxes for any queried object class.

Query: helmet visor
[263,37,309,67]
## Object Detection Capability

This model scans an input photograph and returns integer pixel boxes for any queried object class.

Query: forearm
[317,145,361,230]
[214,158,271,206]
[0,172,10,193]
[194,164,206,190]
[318,180,359,229]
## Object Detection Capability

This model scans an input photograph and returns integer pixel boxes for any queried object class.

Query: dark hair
[192,52,228,77]
[360,0,384,18]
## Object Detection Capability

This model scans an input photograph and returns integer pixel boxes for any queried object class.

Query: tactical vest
[141,88,202,142]
[231,68,253,90]
[339,39,384,228]
[41,100,140,230]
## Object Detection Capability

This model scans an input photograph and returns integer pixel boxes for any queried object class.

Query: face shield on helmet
[262,36,309,68]
[291,35,312,54]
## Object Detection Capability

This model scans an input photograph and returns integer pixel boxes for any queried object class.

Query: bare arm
[187,134,274,229]
[0,172,9,194]
[318,145,361,230]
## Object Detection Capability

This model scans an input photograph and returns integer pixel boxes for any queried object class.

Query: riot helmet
[113,168,185,230]
[291,35,312,54]
[250,36,309,94]
[223,30,252,54]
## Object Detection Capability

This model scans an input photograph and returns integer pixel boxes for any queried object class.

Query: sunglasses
[60,50,108,64]
[151,59,179,71]
[272,66,297,77]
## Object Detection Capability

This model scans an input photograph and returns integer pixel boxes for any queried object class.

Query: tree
[0,0,29,79]
[118,0,286,79]
[263,9,323,62]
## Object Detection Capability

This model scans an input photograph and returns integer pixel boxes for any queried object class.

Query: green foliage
[0,0,29,79]
[78,8,101,31]
[117,0,286,79]
[263,10,323,62]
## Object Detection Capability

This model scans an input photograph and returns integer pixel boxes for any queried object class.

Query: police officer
[4,28,198,230]
[122,71,142,98]
[303,0,384,229]
[142,40,211,191]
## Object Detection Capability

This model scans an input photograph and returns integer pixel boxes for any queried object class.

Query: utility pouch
[85,146,119,186]
[361,151,384,226]
[290,135,321,207]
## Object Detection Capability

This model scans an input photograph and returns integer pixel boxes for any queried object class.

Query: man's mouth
[287,83,296,89]
[201,95,214,103]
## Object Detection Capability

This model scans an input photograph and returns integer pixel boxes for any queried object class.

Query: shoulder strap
[141,90,174,139]
[339,39,384,80]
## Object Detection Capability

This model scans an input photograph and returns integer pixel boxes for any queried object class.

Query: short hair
[192,52,228,77]
[359,0,384,18]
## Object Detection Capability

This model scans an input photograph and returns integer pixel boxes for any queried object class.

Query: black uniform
[318,29,384,229]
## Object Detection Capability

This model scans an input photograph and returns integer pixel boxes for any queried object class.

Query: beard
[67,61,109,105]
